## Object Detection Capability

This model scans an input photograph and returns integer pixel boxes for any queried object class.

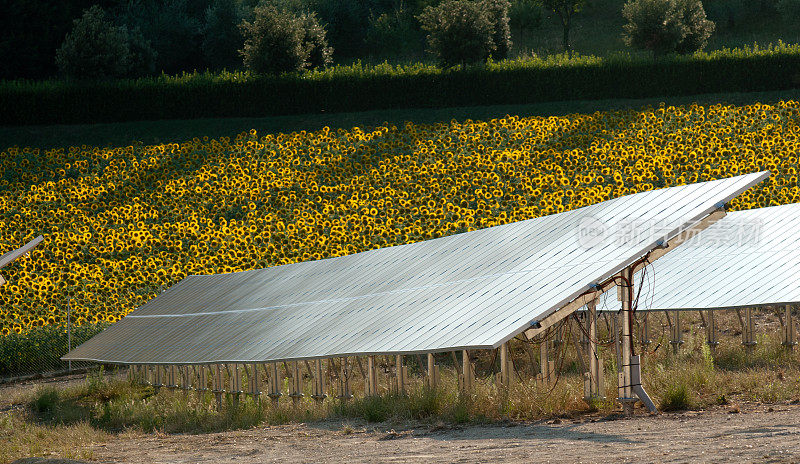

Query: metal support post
[737,308,756,353]
[167,365,178,389]
[782,305,797,350]
[154,365,165,392]
[539,333,551,385]
[704,309,718,352]
[584,298,604,401]
[460,350,474,393]
[337,357,353,400]
[426,353,439,389]
[394,355,406,395]
[366,356,378,396]
[246,363,261,400]
[613,313,622,372]
[312,359,327,403]
[289,361,304,404]
[268,362,282,406]
[667,310,683,354]
[212,364,224,410]
[618,267,656,415]
[196,365,208,399]
[500,343,511,389]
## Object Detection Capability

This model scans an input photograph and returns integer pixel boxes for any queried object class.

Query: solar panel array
[63,172,769,364]
[632,201,800,311]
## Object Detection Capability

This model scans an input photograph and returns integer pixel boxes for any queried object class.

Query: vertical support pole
[783,305,797,350]
[167,365,178,389]
[196,365,208,400]
[500,343,511,389]
[618,268,634,415]
[212,364,224,410]
[312,359,327,403]
[745,307,756,353]
[460,350,474,393]
[618,267,656,415]
[229,364,243,406]
[337,357,353,400]
[67,299,72,373]
[268,362,282,406]
[154,365,164,392]
[366,356,378,396]
[426,353,439,389]
[289,361,304,404]
[539,333,550,385]
[181,365,190,392]
[613,313,622,372]
[705,309,718,352]
[737,308,756,353]
[247,363,261,400]
[395,355,406,395]
[668,310,683,354]
[584,298,604,400]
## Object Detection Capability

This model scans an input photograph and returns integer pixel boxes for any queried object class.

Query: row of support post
[127,303,795,415]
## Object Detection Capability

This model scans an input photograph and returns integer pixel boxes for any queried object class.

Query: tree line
[1,0,796,80]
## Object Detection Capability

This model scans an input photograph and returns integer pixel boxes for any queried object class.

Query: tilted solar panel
[632,201,800,311]
[63,171,769,364]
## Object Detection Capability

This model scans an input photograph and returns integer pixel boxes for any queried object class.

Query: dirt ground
[83,403,800,464]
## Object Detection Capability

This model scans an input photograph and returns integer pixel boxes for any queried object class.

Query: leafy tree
[203,0,245,70]
[239,5,307,74]
[674,0,715,55]
[366,7,424,60]
[116,0,204,74]
[417,0,496,67]
[300,12,334,69]
[622,0,714,57]
[540,0,587,57]
[55,5,154,79]
[509,0,544,29]
[485,0,513,60]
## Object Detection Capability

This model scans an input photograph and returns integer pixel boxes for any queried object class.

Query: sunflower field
[1,100,799,346]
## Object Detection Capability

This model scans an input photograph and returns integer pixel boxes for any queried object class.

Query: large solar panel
[632,201,800,311]
[64,172,768,364]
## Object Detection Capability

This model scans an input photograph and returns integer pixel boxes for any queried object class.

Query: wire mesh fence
[0,323,105,382]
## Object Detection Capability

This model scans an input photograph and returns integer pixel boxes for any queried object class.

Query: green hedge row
[0,323,106,377]
[2,43,800,127]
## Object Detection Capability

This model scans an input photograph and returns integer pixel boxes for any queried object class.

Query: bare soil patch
[90,403,800,463]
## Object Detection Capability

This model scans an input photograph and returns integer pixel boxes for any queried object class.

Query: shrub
[623,0,715,57]
[509,0,544,29]
[659,380,692,411]
[418,0,496,67]
[239,5,308,75]
[55,5,135,79]
[4,44,800,126]
[203,0,244,71]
